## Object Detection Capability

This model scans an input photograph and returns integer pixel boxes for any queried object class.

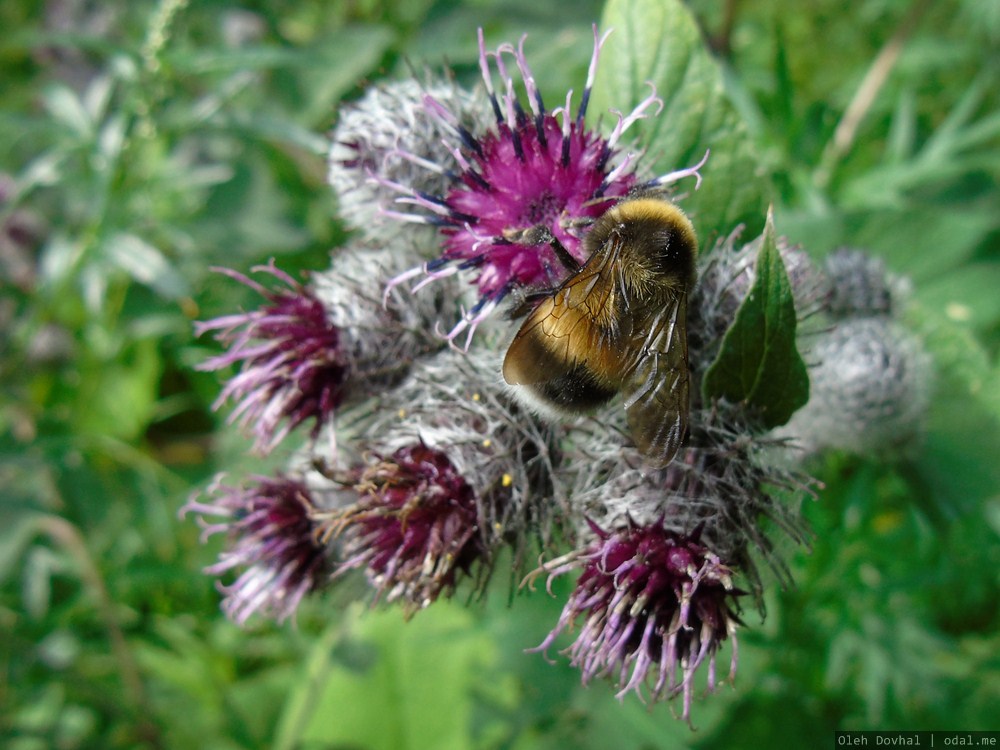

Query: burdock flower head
[779,317,930,457]
[378,26,705,348]
[775,247,931,457]
[823,247,898,319]
[529,520,743,723]
[561,401,811,601]
[196,248,454,454]
[313,347,562,611]
[181,474,331,625]
[196,264,347,454]
[324,442,485,612]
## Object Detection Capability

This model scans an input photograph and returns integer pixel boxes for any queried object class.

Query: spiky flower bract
[823,247,898,319]
[774,249,930,458]
[779,317,930,456]
[328,78,493,246]
[181,474,330,625]
[311,245,459,380]
[529,520,743,723]
[560,403,811,600]
[351,346,564,556]
[381,27,700,348]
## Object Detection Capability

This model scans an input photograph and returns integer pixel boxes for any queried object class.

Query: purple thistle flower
[383,27,704,349]
[323,443,486,611]
[196,249,450,455]
[562,402,813,601]
[341,347,566,569]
[196,263,348,454]
[529,520,743,723]
[181,474,330,625]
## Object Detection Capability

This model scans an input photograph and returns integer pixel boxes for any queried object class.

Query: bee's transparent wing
[621,292,690,467]
[502,246,621,386]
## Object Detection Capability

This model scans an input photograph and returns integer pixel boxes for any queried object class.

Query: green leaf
[165,25,396,128]
[594,0,768,242]
[902,305,1000,516]
[917,261,1000,333]
[280,603,494,750]
[702,209,809,427]
[104,233,192,299]
[42,84,92,137]
[74,338,163,440]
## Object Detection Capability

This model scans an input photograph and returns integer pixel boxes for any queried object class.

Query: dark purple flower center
[441,118,630,298]
[335,444,486,606]
[582,522,738,661]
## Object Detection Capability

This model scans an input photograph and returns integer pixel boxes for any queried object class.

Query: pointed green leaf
[594,0,768,241]
[703,210,809,427]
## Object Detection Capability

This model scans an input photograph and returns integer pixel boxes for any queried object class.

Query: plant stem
[815,0,932,189]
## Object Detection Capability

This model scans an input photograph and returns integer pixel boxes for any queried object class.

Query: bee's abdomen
[529,362,617,412]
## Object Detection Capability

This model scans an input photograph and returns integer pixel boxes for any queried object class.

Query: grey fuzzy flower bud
[310,244,462,401]
[823,247,898,319]
[777,317,931,457]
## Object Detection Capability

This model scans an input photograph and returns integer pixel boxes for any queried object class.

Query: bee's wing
[621,292,690,467]
[502,249,621,385]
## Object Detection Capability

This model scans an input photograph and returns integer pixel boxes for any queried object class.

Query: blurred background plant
[1,0,997,748]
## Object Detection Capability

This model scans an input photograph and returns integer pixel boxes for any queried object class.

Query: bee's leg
[504,225,581,272]
[547,234,581,273]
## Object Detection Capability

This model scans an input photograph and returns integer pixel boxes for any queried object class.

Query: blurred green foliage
[1,0,997,748]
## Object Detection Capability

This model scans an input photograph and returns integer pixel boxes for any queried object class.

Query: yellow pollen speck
[872,510,902,534]
[502,473,513,487]
[397,409,406,419]
[180,297,199,318]
[482,439,492,448]
[946,302,973,322]
[472,392,481,401]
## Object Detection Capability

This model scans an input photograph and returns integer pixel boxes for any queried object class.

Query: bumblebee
[503,196,697,467]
